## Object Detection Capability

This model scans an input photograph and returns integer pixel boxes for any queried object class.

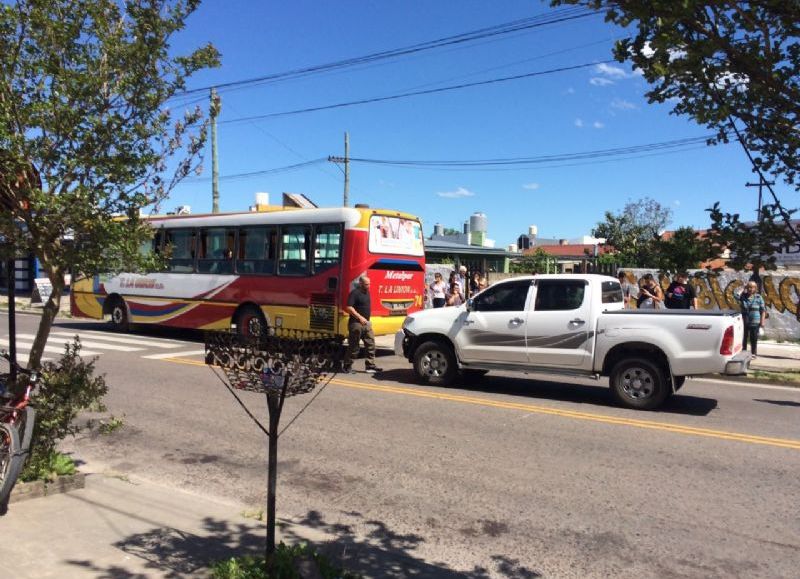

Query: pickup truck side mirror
[466,298,474,312]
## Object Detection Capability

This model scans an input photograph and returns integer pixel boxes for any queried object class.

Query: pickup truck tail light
[720,325,735,355]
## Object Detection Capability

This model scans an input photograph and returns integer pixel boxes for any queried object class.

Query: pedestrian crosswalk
[0,327,205,366]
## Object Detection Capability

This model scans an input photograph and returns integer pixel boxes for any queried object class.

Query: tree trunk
[28,269,64,369]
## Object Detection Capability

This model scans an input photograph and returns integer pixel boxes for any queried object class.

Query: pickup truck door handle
[463,319,475,325]
[569,318,586,325]
[510,317,525,325]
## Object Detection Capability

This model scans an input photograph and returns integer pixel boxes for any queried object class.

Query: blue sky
[165,0,765,248]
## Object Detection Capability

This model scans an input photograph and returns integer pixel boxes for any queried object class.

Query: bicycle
[0,350,39,514]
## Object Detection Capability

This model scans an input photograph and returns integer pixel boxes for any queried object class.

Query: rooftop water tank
[470,212,488,233]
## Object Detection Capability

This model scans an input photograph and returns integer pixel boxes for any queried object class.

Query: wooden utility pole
[210,87,221,213]
[326,132,350,206]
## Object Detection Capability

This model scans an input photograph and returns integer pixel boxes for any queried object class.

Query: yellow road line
[158,357,800,450]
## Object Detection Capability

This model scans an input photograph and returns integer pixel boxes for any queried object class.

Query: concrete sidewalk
[0,472,331,578]
[747,340,800,373]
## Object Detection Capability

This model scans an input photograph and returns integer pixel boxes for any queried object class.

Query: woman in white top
[429,272,447,308]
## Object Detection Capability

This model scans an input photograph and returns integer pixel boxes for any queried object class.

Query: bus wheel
[235,306,267,337]
[108,297,130,332]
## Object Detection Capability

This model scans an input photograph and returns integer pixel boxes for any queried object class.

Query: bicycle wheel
[0,422,23,506]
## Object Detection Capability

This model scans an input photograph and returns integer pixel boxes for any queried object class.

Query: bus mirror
[327,277,338,291]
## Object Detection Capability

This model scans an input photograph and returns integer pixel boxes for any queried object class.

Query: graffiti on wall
[626,269,800,340]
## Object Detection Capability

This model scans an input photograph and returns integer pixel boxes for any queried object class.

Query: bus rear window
[368,215,424,257]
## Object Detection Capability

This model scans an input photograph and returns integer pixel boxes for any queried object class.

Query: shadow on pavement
[753,398,800,407]
[372,369,718,417]
[289,510,541,579]
[63,511,541,578]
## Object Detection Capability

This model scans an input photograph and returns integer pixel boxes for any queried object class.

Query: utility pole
[210,87,221,213]
[327,132,350,206]
[745,175,775,222]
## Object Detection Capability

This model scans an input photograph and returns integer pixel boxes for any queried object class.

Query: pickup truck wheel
[414,341,457,386]
[610,358,669,410]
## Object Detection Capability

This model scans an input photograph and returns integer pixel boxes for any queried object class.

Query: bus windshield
[368,215,424,257]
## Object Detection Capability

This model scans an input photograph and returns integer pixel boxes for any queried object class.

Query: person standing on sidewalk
[738,280,766,357]
[344,275,382,373]
[665,272,698,309]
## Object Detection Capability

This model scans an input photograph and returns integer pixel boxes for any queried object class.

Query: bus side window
[313,224,342,273]
[165,229,195,273]
[237,226,275,275]
[197,228,234,274]
[278,225,310,276]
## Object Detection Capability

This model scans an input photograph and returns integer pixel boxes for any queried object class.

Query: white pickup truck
[395,274,751,410]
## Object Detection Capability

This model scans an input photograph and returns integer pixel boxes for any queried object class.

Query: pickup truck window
[472,280,530,312]
[534,280,586,311]
[601,281,624,304]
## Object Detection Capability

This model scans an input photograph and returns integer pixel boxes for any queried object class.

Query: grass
[98,414,125,434]
[20,451,77,483]
[211,543,360,579]
[750,369,800,385]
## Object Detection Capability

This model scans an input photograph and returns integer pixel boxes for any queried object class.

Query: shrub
[22,338,107,480]
[212,542,360,579]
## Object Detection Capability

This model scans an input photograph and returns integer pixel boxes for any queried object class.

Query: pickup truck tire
[413,341,457,386]
[610,358,670,410]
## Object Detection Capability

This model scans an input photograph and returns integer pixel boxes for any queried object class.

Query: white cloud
[574,118,584,128]
[590,77,614,87]
[593,121,605,129]
[611,97,637,110]
[437,187,475,199]
[674,200,681,207]
[565,87,575,94]
[522,183,540,190]
[595,63,628,78]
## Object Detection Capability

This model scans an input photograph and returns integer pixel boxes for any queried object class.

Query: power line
[173,8,596,97]
[182,159,327,183]
[219,60,613,124]
[346,136,718,168]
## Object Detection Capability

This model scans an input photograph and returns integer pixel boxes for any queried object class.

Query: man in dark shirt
[344,275,382,373]
[664,272,698,309]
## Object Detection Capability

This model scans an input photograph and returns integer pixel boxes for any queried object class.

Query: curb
[9,472,86,504]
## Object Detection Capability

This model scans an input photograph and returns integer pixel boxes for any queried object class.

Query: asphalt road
[3,312,800,578]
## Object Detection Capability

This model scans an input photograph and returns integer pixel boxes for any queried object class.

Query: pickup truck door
[526,278,594,368]
[454,279,532,364]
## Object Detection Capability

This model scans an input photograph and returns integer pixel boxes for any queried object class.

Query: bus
[70,205,426,337]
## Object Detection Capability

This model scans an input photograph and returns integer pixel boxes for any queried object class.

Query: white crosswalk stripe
[47,331,182,349]
[0,338,101,357]
[15,333,144,352]
[142,349,206,360]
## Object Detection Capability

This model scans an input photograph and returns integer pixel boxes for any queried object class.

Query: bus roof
[144,206,420,229]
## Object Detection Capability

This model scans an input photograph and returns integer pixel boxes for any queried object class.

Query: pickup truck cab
[396,274,750,410]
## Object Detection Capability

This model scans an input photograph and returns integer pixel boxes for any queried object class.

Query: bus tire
[235,305,268,338]
[108,296,130,332]
[413,340,457,387]
[610,357,669,410]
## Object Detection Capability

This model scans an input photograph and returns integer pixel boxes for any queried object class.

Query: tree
[0,0,220,368]
[510,248,553,274]
[442,227,461,236]
[654,226,713,272]
[592,197,672,267]
[552,0,800,258]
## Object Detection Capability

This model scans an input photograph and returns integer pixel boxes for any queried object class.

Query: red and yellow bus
[71,205,426,336]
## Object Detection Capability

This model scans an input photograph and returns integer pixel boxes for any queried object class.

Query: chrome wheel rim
[421,349,449,377]
[620,366,655,400]
[112,306,124,325]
